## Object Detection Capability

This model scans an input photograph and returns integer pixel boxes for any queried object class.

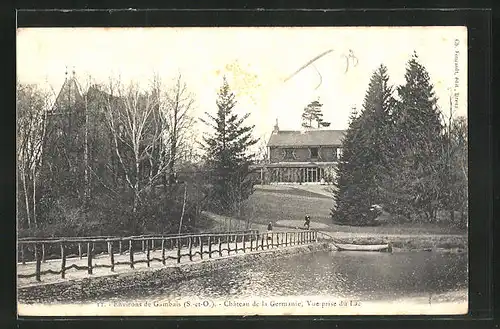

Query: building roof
[267,129,345,147]
[51,75,84,112]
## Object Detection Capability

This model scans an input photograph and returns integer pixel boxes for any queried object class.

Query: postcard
[16,25,468,316]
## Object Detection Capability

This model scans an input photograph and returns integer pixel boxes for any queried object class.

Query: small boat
[335,243,392,252]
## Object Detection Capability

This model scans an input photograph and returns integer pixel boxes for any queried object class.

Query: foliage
[382,52,445,221]
[301,99,331,128]
[17,73,201,238]
[200,77,258,216]
[333,54,468,226]
[332,65,395,225]
[16,83,52,229]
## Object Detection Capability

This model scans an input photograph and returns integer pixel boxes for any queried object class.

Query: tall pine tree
[383,52,445,221]
[332,65,395,225]
[201,77,258,215]
[301,99,330,128]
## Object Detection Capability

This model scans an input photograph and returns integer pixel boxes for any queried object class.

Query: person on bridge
[267,222,273,240]
[304,215,311,230]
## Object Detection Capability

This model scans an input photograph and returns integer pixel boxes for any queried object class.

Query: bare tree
[103,78,171,214]
[253,133,269,164]
[159,74,195,190]
[16,82,52,228]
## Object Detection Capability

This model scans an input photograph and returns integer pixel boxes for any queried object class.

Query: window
[283,149,295,160]
[310,147,319,158]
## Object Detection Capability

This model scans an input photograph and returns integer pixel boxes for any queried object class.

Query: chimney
[272,118,279,134]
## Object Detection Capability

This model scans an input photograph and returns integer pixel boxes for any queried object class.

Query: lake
[112,250,468,302]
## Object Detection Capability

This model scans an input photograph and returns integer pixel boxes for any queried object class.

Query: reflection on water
[115,251,468,302]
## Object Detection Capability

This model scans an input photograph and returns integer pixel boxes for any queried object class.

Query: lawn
[241,185,467,235]
[242,188,334,226]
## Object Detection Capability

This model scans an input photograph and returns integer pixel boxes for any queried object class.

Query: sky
[17,26,468,141]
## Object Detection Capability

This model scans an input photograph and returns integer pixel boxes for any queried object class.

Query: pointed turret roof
[52,69,84,112]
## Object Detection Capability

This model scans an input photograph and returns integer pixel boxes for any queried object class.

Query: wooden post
[271,233,274,248]
[60,242,66,278]
[151,239,155,251]
[78,243,82,259]
[235,234,238,254]
[208,236,212,258]
[108,241,115,272]
[161,239,166,265]
[218,236,222,257]
[199,236,203,259]
[142,240,145,253]
[146,239,150,268]
[119,240,123,255]
[35,244,41,282]
[266,233,269,249]
[177,238,181,264]
[188,236,193,261]
[250,234,253,251]
[242,234,246,253]
[41,243,46,263]
[285,232,288,247]
[227,235,231,255]
[261,234,265,250]
[129,240,134,269]
[21,244,25,265]
[88,242,93,274]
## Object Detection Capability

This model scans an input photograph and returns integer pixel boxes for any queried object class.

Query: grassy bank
[324,233,468,252]
[241,185,466,235]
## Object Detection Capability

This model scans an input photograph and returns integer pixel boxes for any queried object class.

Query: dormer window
[310,147,319,159]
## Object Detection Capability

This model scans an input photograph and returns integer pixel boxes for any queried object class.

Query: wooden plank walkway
[17,230,318,287]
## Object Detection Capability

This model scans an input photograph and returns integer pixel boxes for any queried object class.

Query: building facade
[253,121,345,184]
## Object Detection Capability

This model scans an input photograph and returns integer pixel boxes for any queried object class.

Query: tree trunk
[22,170,31,229]
[133,152,140,213]
[83,96,90,210]
[178,183,187,234]
[32,166,37,227]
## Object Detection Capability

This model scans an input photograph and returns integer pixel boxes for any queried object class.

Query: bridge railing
[17,230,318,282]
[17,230,259,263]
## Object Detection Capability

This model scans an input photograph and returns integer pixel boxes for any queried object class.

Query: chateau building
[254,120,345,184]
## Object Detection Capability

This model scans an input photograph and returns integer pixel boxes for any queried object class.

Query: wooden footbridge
[17,230,320,286]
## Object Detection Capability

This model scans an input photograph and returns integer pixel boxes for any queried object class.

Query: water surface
[113,251,468,302]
